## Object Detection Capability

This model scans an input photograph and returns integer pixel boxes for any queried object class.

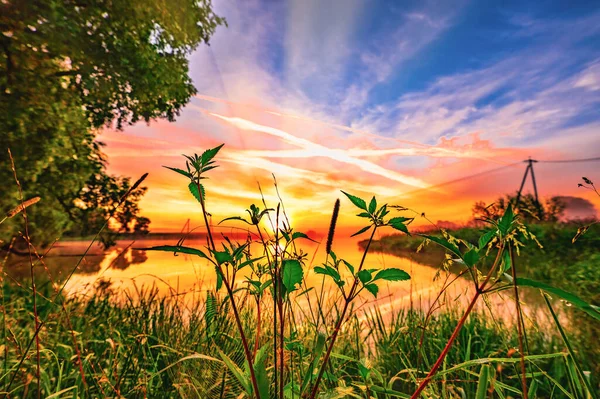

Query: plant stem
[410,244,504,398]
[509,245,528,399]
[309,226,377,399]
[198,187,261,399]
[255,225,278,397]
[8,149,41,399]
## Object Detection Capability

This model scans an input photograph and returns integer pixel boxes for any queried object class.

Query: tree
[472,193,566,224]
[1,0,224,247]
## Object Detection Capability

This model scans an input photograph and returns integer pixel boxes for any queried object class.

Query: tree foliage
[0,0,224,247]
[472,193,566,224]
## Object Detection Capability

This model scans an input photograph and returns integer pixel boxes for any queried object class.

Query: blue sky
[106,0,600,229]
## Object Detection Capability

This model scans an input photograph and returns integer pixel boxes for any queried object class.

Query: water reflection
[41,236,557,327]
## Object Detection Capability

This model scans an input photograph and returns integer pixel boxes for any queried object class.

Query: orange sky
[99,0,600,234]
[101,95,599,234]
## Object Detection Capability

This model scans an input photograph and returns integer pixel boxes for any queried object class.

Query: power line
[403,161,522,197]
[537,156,600,164]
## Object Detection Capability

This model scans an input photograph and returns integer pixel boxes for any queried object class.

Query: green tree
[472,193,566,224]
[1,0,224,247]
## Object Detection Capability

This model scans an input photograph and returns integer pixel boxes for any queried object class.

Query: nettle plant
[410,202,600,399]
[143,144,412,399]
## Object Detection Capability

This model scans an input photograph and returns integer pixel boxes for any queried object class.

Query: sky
[102,0,600,233]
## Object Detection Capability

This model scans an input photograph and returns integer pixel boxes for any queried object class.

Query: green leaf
[188,182,205,203]
[498,204,514,235]
[200,143,224,165]
[205,291,216,326]
[368,196,377,214]
[364,283,379,298]
[341,259,355,275]
[219,216,252,225]
[216,347,251,394]
[341,191,367,211]
[388,217,411,235]
[357,270,372,284]
[253,344,271,399]
[163,166,192,178]
[215,266,223,290]
[351,225,372,237]
[512,276,600,321]
[478,230,496,249]
[463,249,480,268]
[476,365,492,399]
[502,249,511,272]
[282,259,303,293]
[140,245,209,259]
[280,230,291,242]
[292,231,316,242]
[213,251,232,266]
[314,265,341,282]
[374,268,410,282]
[356,212,371,218]
[300,332,326,394]
[420,234,462,258]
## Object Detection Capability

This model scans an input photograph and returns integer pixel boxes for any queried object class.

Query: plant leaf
[200,143,225,165]
[357,270,372,284]
[478,230,496,249]
[498,204,514,235]
[188,182,205,203]
[163,166,192,178]
[374,268,410,282]
[511,276,600,321]
[219,216,252,225]
[463,249,480,268]
[420,234,462,258]
[213,251,232,266]
[341,191,367,211]
[351,225,372,237]
[364,283,379,298]
[139,245,208,259]
[292,231,317,242]
[476,365,492,399]
[216,347,251,394]
[388,217,411,235]
[282,259,303,293]
[368,196,377,214]
[314,266,340,282]
[341,259,355,276]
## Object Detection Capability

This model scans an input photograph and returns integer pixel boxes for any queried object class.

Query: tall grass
[1,144,598,398]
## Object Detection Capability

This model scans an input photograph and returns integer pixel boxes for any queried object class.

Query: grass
[0,281,573,398]
[2,144,599,398]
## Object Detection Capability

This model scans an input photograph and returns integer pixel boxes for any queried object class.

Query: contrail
[194,93,512,165]
[206,111,432,189]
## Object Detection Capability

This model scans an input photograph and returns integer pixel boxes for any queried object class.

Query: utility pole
[515,157,542,218]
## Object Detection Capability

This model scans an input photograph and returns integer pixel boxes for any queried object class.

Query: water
[4,235,555,325]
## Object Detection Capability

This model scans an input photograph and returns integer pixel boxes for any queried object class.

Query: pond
[4,234,557,327]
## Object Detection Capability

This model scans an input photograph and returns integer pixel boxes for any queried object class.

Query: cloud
[100,2,600,231]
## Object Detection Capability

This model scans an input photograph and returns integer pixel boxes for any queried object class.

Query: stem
[410,244,504,398]
[309,226,377,398]
[199,187,261,399]
[253,298,261,360]
[255,226,278,397]
[8,149,40,399]
[221,274,262,398]
[509,245,528,399]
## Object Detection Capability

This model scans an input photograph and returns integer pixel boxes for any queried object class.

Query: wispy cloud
[101,2,600,230]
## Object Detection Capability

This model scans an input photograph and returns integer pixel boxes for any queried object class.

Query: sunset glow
[100,0,600,233]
